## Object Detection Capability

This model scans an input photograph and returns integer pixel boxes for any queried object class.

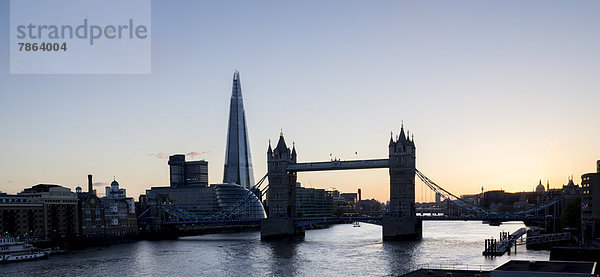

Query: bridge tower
[383,126,422,240]
[261,133,305,239]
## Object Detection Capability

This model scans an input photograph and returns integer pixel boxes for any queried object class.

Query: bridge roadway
[162,215,550,226]
[286,159,390,172]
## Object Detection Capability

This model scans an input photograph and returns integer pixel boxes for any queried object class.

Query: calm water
[0,221,548,276]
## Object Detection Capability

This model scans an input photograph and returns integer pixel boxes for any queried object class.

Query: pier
[482,228,527,256]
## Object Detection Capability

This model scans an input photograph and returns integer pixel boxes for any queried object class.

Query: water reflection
[0,222,550,277]
[382,240,421,274]
[263,239,299,276]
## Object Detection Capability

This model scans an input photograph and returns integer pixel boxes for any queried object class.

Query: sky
[0,1,599,202]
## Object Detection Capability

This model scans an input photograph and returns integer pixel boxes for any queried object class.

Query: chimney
[357,188,362,214]
[88,174,93,193]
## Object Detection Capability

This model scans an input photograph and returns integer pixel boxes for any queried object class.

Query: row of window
[0,198,29,203]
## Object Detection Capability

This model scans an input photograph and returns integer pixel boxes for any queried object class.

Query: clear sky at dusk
[0,1,599,202]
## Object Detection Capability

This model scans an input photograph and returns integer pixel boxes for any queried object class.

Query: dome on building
[536,180,545,193]
[214,183,266,219]
[111,180,119,187]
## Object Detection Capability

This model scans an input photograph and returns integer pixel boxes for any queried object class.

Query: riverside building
[0,192,43,238]
[76,175,105,239]
[18,184,79,240]
[102,179,138,238]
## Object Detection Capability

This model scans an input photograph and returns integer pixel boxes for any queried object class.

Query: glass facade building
[146,183,266,220]
[214,183,266,219]
[168,154,208,188]
[223,71,255,188]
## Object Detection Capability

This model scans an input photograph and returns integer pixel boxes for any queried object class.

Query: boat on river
[0,236,49,263]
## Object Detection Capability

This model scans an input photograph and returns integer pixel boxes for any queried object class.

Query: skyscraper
[168,154,209,188]
[223,70,255,188]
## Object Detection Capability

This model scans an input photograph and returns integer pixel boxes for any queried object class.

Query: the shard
[223,70,255,188]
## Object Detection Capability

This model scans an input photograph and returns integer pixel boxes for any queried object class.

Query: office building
[582,160,600,220]
[223,70,255,188]
[582,160,600,240]
[168,154,208,187]
[296,184,333,217]
[145,185,217,215]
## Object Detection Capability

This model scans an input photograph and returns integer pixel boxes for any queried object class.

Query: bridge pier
[261,134,303,240]
[383,217,422,240]
[260,218,305,240]
[385,125,421,241]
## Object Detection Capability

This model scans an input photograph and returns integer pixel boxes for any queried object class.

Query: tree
[560,196,581,228]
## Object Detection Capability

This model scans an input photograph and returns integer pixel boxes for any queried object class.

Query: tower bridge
[152,126,565,240]
[261,126,420,240]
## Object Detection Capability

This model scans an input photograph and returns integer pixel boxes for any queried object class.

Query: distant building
[536,180,546,194]
[105,178,126,198]
[341,193,357,204]
[563,178,581,200]
[0,192,43,238]
[102,179,137,238]
[143,183,266,232]
[142,155,265,231]
[460,194,479,205]
[168,154,208,188]
[359,199,383,216]
[582,160,600,239]
[480,190,520,212]
[145,185,217,215]
[296,184,333,217]
[18,184,78,240]
[331,190,358,216]
[470,179,574,215]
[76,175,105,239]
[582,161,600,219]
[148,157,217,215]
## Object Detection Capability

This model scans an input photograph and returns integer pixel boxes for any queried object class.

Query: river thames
[0,221,548,276]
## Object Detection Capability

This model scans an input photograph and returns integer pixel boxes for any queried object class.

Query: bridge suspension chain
[416,169,500,215]
[415,169,564,216]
